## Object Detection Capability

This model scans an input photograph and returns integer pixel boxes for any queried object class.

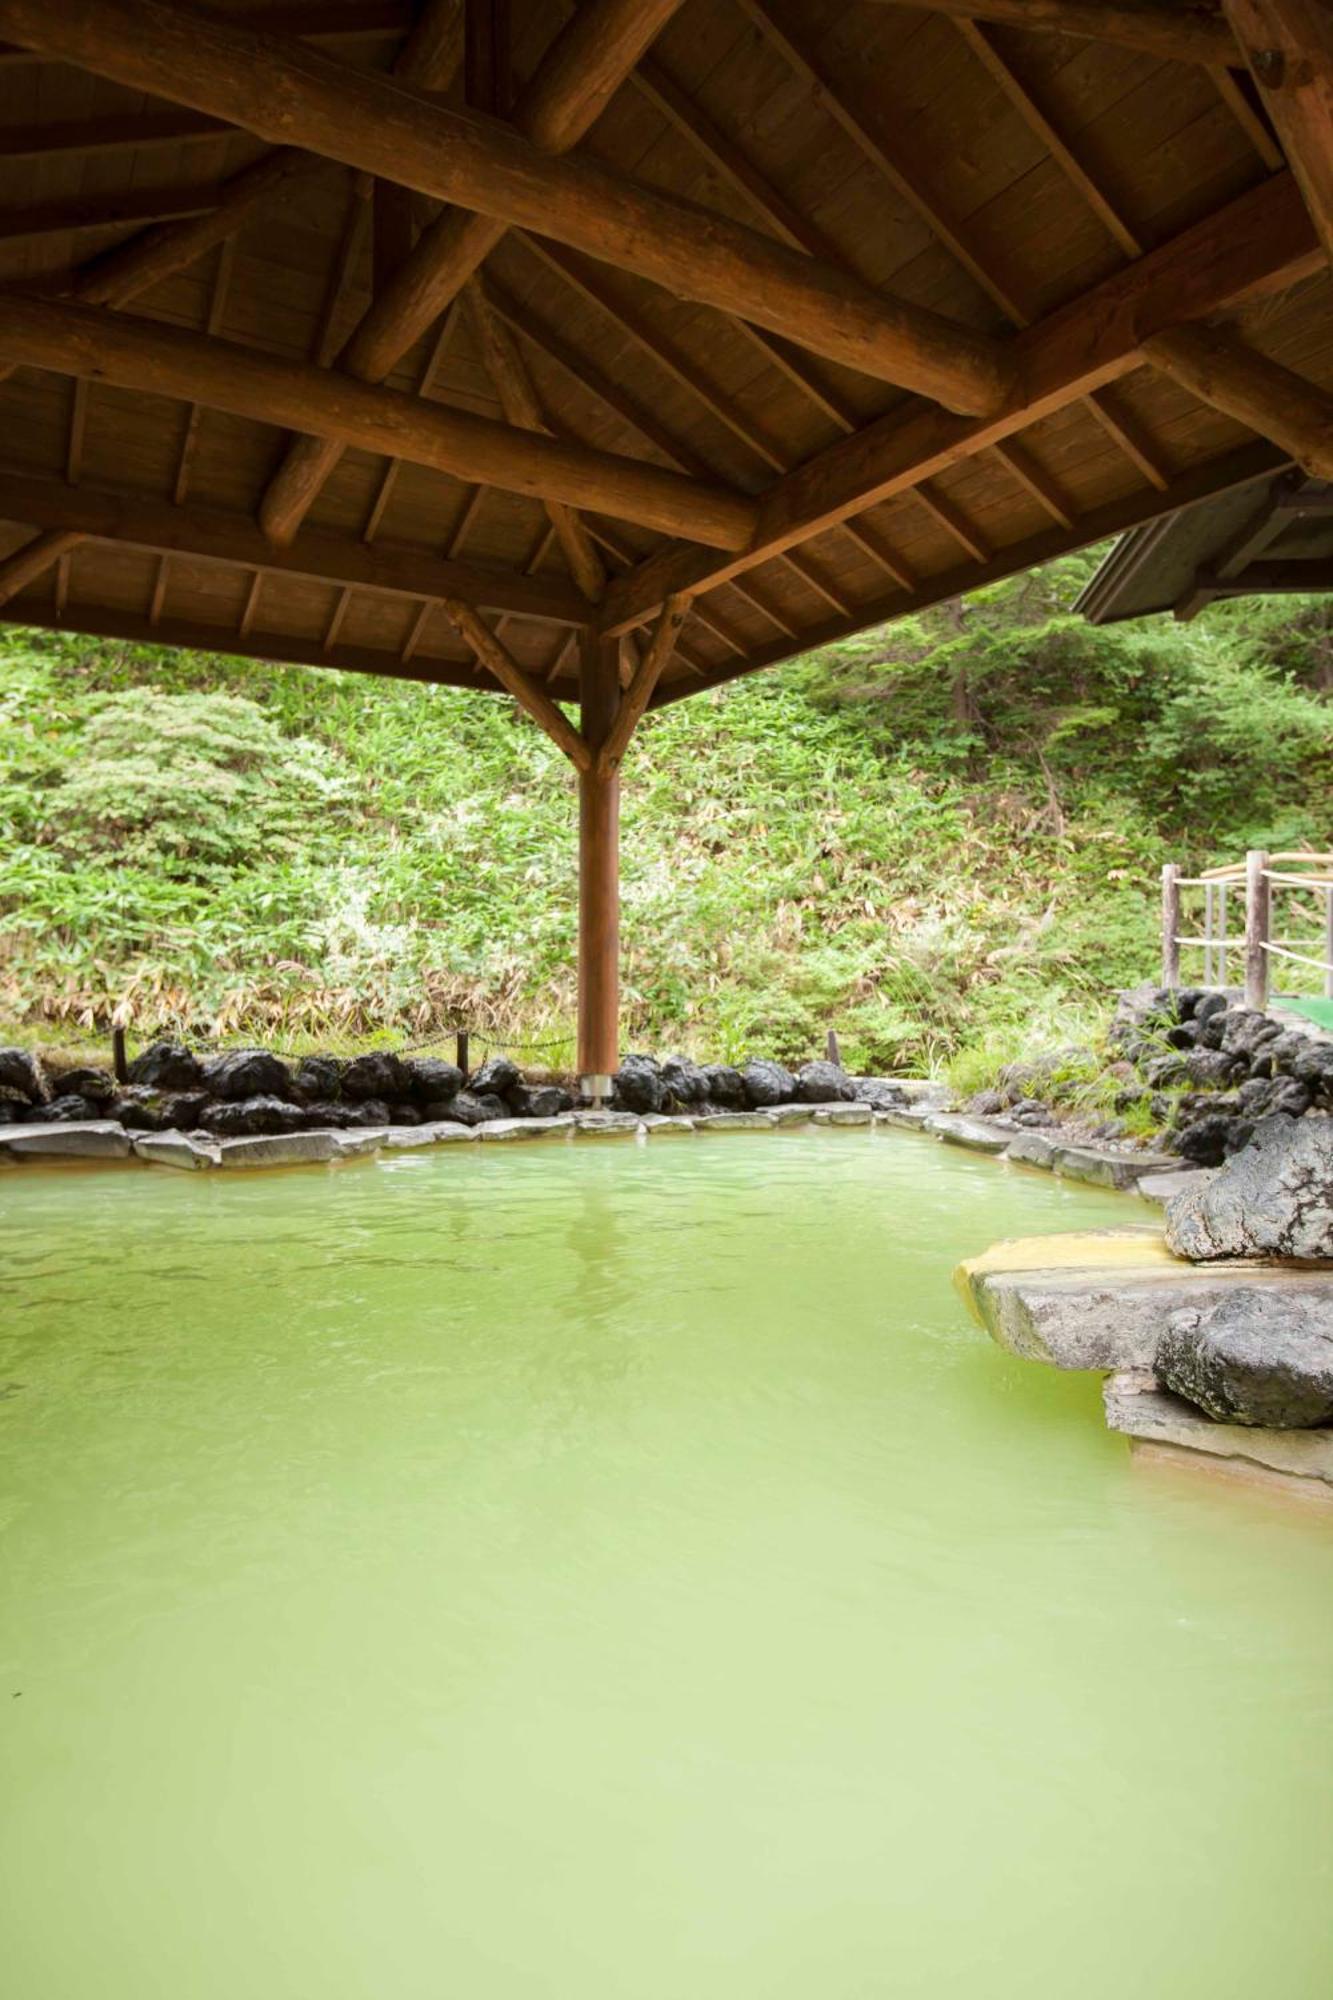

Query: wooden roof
[1077,466,1333,621]
[0,0,1329,714]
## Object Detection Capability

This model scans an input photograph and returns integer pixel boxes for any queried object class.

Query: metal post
[1161,863,1181,989]
[1244,849,1270,1012]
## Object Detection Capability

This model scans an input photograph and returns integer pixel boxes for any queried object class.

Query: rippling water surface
[2,1129,1331,1997]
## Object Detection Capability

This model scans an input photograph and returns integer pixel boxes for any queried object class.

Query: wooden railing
[1161,851,1333,1010]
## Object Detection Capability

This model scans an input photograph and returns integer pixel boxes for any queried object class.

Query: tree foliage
[1,546,1329,1068]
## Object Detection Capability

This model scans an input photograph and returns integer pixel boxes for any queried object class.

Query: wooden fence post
[1160,863,1181,988]
[1244,848,1270,1011]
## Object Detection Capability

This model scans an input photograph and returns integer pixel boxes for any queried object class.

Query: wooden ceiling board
[0,0,1326,700]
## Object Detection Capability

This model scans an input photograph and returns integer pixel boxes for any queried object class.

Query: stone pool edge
[0,1090,1191,1200]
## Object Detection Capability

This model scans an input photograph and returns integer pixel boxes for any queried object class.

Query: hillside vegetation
[1,548,1330,1078]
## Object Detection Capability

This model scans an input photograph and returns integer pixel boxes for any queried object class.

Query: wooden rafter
[597,171,1322,632]
[0,0,1014,419]
[0,526,82,608]
[258,0,689,544]
[860,1,1240,67]
[1208,61,1285,167]
[622,54,920,592]
[0,294,760,550]
[1225,0,1333,268]
[647,440,1290,707]
[504,239,836,629]
[0,184,225,245]
[952,19,1144,258]
[0,467,593,625]
[150,235,239,624]
[462,277,606,602]
[739,0,1174,509]
[12,598,518,694]
[0,147,329,394]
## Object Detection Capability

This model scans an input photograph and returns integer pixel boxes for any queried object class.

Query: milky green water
[2,1129,1331,1998]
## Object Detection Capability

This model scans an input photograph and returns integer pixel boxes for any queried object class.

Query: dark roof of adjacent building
[1075,468,1333,625]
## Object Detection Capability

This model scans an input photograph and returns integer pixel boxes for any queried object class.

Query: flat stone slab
[572,1111,641,1137]
[925,1113,1012,1153]
[1104,1371,1333,1490]
[695,1110,775,1131]
[957,1229,1333,1371]
[1054,1144,1176,1190]
[332,1128,389,1157]
[480,1117,571,1142]
[1005,1130,1059,1169]
[133,1131,219,1170]
[873,1105,932,1129]
[216,1131,339,1168]
[639,1113,697,1134]
[425,1121,481,1143]
[380,1124,450,1149]
[814,1102,873,1125]
[0,1119,131,1158]
[769,1103,815,1125]
[1137,1168,1215,1205]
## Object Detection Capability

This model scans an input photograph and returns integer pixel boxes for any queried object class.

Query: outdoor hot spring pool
[3,1128,1331,1996]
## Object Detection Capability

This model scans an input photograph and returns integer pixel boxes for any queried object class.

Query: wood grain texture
[0,295,760,549]
[0,0,1012,416]
[1226,0,1333,269]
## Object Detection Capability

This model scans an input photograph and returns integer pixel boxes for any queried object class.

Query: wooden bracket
[438,595,592,769]
[596,593,692,776]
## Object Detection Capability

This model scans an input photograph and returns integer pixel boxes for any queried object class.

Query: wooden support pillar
[578,629,621,1093]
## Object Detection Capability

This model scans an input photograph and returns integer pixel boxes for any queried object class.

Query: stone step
[1104,1371,1333,1492]
[956,1229,1333,1371]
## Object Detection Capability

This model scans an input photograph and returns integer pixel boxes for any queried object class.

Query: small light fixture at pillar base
[580,1072,615,1108]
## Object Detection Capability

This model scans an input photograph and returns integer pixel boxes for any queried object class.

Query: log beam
[257,0,688,542]
[1141,324,1333,480]
[0,294,759,551]
[0,184,224,245]
[437,595,592,767]
[0,148,331,391]
[1225,0,1333,269]
[0,0,1014,422]
[0,527,83,606]
[597,171,1322,633]
[597,593,690,775]
[462,278,606,602]
[861,1,1239,66]
[646,439,1290,707]
[0,465,593,624]
[0,598,507,694]
[577,630,622,1083]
